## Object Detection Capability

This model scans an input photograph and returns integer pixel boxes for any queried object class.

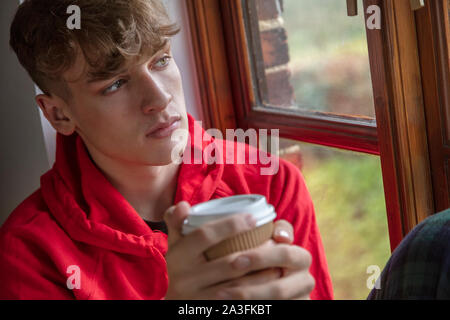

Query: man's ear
[35,94,76,136]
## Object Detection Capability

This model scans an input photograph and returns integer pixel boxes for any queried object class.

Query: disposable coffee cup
[182,194,277,261]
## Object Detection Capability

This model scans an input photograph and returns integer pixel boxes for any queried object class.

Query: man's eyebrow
[85,41,171,85]
[86,67,129,84]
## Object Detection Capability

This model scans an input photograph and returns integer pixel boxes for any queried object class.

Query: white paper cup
[182,195,277,260]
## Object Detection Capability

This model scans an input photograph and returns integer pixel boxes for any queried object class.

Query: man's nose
[139,73,172,113]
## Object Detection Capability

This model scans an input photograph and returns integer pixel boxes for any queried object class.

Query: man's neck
[86,149,181,222]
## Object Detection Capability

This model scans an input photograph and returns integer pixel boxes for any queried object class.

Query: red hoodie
[0,113,333,300]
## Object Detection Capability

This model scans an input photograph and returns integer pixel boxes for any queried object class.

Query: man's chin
[140,151,184,167]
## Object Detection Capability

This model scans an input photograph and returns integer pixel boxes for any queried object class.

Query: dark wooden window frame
[186,0,439,251]
[415,0,450,212]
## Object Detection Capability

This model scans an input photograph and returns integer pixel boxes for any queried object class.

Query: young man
[0,0,333,299]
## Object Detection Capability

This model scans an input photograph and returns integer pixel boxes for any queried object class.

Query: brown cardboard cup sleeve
[204,221,274,261]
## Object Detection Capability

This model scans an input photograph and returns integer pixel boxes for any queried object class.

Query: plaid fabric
[368,208,450,300]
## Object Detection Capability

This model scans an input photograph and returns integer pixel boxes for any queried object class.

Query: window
[251,0,375,119]
[247,0,390,299]
[187,0,446,299]
[278,138,390,299]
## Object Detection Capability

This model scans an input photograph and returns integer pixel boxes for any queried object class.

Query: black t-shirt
[143,219,168,235]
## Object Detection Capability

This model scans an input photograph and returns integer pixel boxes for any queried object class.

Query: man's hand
[163,201,314,300]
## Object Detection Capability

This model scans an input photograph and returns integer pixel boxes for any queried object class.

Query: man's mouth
[146,116,182,139]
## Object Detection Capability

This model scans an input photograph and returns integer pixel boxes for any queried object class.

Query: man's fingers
[177,213,257,259]
[272,219,294,244]
[220,268,283,289]
[193,241,311,288]
[214,270,315,300]
[164,201,191,247]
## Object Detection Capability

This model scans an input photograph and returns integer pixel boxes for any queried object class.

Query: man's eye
[103,79,127,94]
[154,55,172,68]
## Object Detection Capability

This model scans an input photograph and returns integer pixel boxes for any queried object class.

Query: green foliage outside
[296,144,391,300]
[278,0,391,299]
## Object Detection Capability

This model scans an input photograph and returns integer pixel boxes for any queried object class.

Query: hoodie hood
[40,113,223,258]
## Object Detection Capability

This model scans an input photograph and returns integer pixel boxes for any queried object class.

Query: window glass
[278,138,390,299]
[252,0,375,119]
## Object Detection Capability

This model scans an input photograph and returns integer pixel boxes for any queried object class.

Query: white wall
[0,0,203,225]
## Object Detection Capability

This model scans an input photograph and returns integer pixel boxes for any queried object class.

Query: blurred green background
[279,140,391,300]
[275,0,391,299]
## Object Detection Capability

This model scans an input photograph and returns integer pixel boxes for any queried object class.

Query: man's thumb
[164,201,191,247]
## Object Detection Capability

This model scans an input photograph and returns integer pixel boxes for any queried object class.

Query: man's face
[61,41,188,166]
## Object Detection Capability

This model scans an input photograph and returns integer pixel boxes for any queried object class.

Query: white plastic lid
[182,194,276,235]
